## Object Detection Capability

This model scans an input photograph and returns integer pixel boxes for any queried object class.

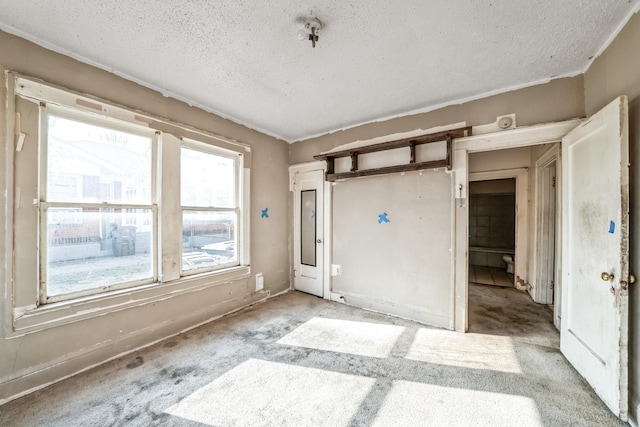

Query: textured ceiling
[0,1,638,143]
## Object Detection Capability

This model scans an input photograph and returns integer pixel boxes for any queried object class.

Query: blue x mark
[378,213,390,224]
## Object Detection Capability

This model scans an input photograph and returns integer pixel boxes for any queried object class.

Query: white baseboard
[330,290,450,329]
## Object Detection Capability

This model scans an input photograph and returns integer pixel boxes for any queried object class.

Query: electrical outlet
[255,273,264,291]
[331,264,342,276]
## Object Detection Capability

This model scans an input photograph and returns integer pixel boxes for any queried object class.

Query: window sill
[11,265,251,337]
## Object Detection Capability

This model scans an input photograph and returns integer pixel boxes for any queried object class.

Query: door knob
[630,275,636,284]
[601,272,614,282]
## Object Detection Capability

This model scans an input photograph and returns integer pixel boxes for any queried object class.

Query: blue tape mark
[311,210,316,219]
[378,213,390,224]
[609,220,615,234]
[261,208,269,219]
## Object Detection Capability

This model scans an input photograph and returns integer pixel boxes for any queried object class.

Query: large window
[42,111,156,301]
[28,95,247,305]
[181,144,239,274]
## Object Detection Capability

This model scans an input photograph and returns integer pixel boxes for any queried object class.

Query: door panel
[294,170,324,297]
[561,96,629,420]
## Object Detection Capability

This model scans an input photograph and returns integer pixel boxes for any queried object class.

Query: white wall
[331,169,454,328]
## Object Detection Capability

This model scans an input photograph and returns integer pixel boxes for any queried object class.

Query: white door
[561,96,629,420]
[293,170,324,297]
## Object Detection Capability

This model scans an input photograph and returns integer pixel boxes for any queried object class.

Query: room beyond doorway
[468,178,516,288]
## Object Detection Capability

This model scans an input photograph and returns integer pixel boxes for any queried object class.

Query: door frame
[468,169,528,292]
[453,119,581,331]
[289,161,331,299]
[532,145,562,325]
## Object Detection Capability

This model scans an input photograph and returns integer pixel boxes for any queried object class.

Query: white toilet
[502,254,515,274]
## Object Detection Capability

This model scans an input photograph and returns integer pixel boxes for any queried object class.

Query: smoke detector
[498,115,514,129]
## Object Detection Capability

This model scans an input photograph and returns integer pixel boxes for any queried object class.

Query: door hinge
[552,176,556,188]
[550,280,554,290]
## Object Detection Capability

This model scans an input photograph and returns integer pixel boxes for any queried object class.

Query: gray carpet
[0,287,626,426]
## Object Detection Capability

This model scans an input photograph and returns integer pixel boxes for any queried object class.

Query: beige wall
[584,12,640,116]
[585,11,640,422]
[469,179,516,195]
[290,77,584,164]
[0,30,290,402]
[468,146,531,173]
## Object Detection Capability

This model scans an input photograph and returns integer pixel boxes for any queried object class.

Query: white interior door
[294,170,324,297]
[561,96,629,420]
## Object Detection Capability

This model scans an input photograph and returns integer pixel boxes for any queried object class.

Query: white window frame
[180,139,243,276]
[8,74,251,335]
[39,104,159,303]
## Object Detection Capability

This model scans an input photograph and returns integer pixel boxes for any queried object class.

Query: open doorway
[468,178,516,288]
[465,145,560,338]
[454,109,629,419]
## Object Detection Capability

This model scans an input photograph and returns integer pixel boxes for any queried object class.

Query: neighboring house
[46,137,151,260]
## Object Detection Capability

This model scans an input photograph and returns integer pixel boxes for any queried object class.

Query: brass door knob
[601,272,614,282]
[630,275,636,284]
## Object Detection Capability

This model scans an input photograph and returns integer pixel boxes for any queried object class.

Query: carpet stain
[133,378,161,392]
[111,402,123,420]
[159,365,200,381]
[170,366,198,378]
[126,356,144,369]
[124,411,141,422]
[163,340,178,348]
[145,402,169,422]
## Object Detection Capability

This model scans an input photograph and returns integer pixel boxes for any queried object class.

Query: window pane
[301,190,317,266]
[181,147,235,208]
[47,115,152,204]
[182,210,237,271]
[46,208,153,296]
